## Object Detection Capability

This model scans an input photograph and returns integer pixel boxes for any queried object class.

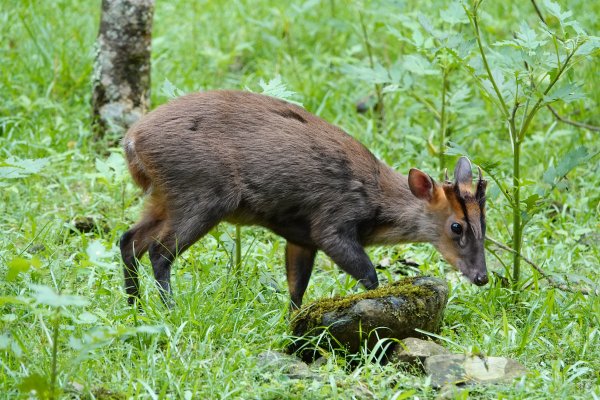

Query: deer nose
[474,273,488,286]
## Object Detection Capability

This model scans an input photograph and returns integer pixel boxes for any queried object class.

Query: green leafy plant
[257,75,303,106]
[18,285,89,400]
[461,0,599,287]
[0,156,50,187]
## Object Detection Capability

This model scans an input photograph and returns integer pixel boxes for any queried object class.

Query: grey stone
[289,277,449,356]
[257,350,314,379]
[425,354,528,388]
[390,337,450,369]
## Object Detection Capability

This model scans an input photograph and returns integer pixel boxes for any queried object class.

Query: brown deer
[120,90,488,309]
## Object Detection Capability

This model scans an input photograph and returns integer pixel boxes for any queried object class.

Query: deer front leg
[314,226,379,291]
[286,242,317,310]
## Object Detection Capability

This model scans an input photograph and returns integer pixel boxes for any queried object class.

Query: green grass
[1,0,599,398]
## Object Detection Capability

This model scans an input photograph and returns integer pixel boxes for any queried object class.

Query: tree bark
[92,0,154,138]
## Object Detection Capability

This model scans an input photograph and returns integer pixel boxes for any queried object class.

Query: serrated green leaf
[30,284,89,308]
[543,146,589,185]
[2,313,17,322]
[523,194,542,211]
[448,86,471,106]
[576,37,600,56]
[447,34,475,59]
[74,311,98,324]
[555,146,589,176]
[0,334,23,358]
[478,160,501,172]
[258,75,303,106]
[388,60,405,84]
[444,141,469,156]
[403,54,437,75]
[411,25,425,47]
[290,0,320,15]
[0,334,10,349]
[95,157,110,176]
[564,20,587,36]
[87,240,109,261]
[161,78,186,99]
[417,13,435,37]
[440,2,467,25]
[386,24,411,43]
[542,165,557,185]
[387,17,424,45]
[544,82,586,104]
[134,325,164,334]
[494,39,519,49]
[0,157,50,179]
[7,257,32,281]
[105,152,126,174]
[543,0,573,24]
[341,63,391,84]
[86,240,116,270]
[514,22,547,55]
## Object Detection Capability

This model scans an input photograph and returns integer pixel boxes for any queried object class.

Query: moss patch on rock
[288,276,449,359]
[291,277,433,333]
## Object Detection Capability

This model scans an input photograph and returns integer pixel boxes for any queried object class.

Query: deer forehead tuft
[443,183,485,239]
[464,198,483,239]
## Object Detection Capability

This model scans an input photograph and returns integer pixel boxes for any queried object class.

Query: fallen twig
[486,236,597,296]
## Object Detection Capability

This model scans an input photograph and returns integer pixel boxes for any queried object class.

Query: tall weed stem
[50,311,60,400]
[439,68,448,176]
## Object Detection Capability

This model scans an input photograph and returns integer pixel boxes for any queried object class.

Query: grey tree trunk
[92,0,154,138]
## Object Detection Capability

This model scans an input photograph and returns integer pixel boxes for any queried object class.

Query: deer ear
[408,168,435,201]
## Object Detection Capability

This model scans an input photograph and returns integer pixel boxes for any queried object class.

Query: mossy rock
[289,277,448,358]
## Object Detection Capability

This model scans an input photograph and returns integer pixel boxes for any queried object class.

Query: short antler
[475,166,487,201]
[453,156,473,197]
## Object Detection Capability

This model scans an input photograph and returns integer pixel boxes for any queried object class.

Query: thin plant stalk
[470,5,509,118]
[511,124,522,286]
[50,310,60,400]
[358,11,384,130]
[509,46,578,287]
[234,225,242,276]
[439,67,448,177]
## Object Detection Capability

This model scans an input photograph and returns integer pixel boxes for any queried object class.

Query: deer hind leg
[285,242,317,310]
[120,198,167,305]
[147,199,233,305]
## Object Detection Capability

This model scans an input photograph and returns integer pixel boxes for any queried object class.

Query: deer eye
[450,222,463,235]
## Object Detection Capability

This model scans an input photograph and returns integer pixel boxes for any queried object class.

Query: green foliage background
[0,0,598,398]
